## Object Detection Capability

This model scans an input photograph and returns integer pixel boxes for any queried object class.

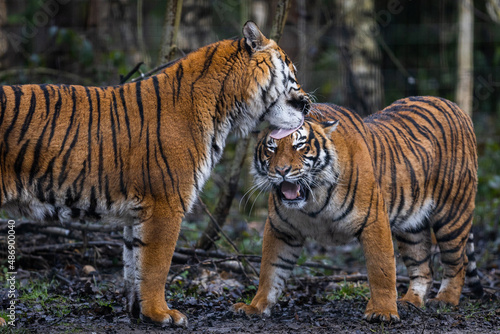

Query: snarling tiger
[234,97,483,322]
[0,22,310,326]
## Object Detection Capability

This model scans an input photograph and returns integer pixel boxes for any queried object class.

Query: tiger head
[253,118,339,209]
[240,21,311,136]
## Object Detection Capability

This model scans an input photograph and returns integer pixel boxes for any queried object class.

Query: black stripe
[104,175,113,209]
[39,84,51,119]
[29,117,52,185]
[354,190,375,238]
[435,214,472,243]
[268,217,303,248]
[111,90,121,131]
[175,63,183,102]
[119,155,127,197]
[85,88,93,173]
[14,140,31,194]
[87,186,100,219]
[3,86,23,158]
[18,91,37,144]
[98,135,104,195]
[58,124,81,187]
[118,87,132,147]
[109,99,119,167]
[48,89,62,144]
[301,183,336,218]
[332,166,359,223]
[402,254,431,267]
[145,127,154,192]
[96,88,102,141]
[277,255,297,266]
[135,81,144,136]
[59,87,78,156]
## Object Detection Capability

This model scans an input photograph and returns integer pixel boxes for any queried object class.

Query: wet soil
[1,226,499,333]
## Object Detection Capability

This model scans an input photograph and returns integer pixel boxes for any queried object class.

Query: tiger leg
[429,214,473,307]
[464,233,483,298]
[233,217,304,316]
[394,223,433,307]
[123,224,141,318]
[136,204,187,327]
[358,208,399,322]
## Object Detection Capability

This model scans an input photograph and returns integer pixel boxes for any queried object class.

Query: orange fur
[234,97,482,322]
[0,22,310,326]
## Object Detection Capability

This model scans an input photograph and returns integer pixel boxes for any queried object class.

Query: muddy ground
[1,223,499,333]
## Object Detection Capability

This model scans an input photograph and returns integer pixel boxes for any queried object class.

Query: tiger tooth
[296,190,300,197]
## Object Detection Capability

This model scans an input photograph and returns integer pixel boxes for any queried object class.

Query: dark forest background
[0,0,499,274]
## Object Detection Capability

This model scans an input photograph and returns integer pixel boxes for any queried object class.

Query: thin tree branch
[270,0,292,42]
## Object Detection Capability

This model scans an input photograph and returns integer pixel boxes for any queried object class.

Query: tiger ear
[321,120,339,136]
[243,21,268,52]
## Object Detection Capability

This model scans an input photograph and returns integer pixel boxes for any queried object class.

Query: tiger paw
[398,293,425,309]
[141,308,188,328]
[232,302,270,316]
[363,309,400,323]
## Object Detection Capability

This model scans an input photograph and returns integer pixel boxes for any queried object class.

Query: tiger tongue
[281,181,300,200]
[270,119,304,139]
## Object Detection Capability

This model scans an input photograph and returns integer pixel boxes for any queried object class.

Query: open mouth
[278,181,308,202]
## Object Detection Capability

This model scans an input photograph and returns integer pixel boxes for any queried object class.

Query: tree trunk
[336,0,383,116]
[0,0,7,69]
[270,0,291,42]
[157,0,183,65]
[456,0,474,116]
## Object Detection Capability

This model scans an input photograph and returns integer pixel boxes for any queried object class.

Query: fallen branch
[18,241,122,254]
[0,219,122,233]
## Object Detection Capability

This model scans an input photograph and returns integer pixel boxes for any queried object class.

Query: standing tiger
[234,97,483,322]
[0,22,310,326]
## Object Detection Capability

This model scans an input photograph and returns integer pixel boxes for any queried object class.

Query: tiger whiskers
[306,91,318,103]
[239,178,271,213]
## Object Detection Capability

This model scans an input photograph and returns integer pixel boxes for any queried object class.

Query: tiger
[233,97,483,322]
[0,21,310,327]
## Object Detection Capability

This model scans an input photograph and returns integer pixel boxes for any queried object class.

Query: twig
[119,62,144,84]
[128,59,180,83]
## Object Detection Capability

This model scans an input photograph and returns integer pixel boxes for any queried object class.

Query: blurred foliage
[325,281,370,301]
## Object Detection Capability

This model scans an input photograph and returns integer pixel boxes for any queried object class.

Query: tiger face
[253,119,339,209]
[240,22,310,135]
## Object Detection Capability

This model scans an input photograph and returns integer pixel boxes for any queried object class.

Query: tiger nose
[275,165,291,176]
